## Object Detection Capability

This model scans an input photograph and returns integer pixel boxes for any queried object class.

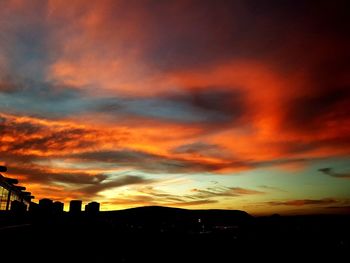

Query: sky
[0,0,349,215]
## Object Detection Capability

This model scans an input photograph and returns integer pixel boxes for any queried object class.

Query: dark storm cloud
[0,78,18,93]
[93,87,246,125]
[9,165,107,185]
[71,150,326,175]
[252,157,318,167]
[0,151,41,164]
[139,0,350,135]
[171,141,235,161]
[142,0,350,71]
[172,142,221,154]
[95,97,209,123]
[0,115,97,152]
[163,88,246,124]
[0,76,89,118]
[268,198,337,206]
[1,76,247,125]
[318,167,350,179]
[0,1,55,80]
[0,115,42,135]
[142,0,288,69]
[77,175,154,196]
[8,129,91,152]
[1,110,336,177]
[277,137,350,157]
[285,88,350,131]
[277,141,320,155]
[274,1,350,133]
[0,77,79,100]
[70,150,237,174]
[8,165,155,198]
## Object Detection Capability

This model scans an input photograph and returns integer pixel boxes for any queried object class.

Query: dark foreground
[1,207,349,262]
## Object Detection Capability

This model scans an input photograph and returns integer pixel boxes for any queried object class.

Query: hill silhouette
[99,206,252,234]
[102,205,252,222]
[1,206,349,262]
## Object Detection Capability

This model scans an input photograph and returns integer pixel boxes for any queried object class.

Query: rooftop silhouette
[0,165,34,212]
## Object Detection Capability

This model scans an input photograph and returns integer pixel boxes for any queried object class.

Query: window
[0,186,9,210]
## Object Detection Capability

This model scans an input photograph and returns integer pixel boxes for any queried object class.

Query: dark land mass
[1,206,349,262]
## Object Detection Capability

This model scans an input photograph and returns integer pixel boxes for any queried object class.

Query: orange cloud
[1,0,349,213]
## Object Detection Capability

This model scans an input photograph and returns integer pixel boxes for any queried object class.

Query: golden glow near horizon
[0,0,349,215]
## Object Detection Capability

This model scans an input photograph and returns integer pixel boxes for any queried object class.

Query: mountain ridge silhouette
[101,205,252,218]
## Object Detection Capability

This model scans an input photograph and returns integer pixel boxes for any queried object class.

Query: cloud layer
[0,0,349,213]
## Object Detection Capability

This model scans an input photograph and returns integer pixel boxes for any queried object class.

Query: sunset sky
[0,0,349,215]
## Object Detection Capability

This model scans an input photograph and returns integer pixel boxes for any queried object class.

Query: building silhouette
[38,198,54,216]
[39,198,53,207]
[1,165,106,218]
[0,165,34,211]
[29,201,39,213]
[53,201,64,214]
[85,201,100,215]
[69,200,82,214]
